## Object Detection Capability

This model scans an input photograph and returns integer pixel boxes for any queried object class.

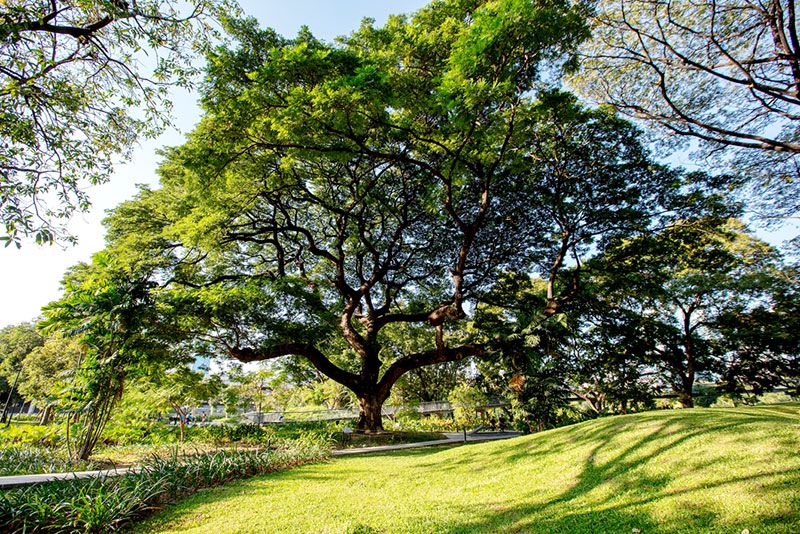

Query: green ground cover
[138,404,800,533]
[0,420,446,474]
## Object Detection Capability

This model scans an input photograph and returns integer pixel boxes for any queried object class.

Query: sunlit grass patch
[137,403,800,533]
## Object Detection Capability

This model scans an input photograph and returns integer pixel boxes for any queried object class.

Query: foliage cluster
[385,415,462,433]
[573,0,800,220]
[0,424,62,448]
[0,0,236,245]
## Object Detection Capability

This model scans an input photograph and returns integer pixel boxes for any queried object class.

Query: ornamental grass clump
[0,434,329,533]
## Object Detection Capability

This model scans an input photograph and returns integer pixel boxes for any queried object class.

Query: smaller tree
[448,383,488,431]
[383,323,470,405]
[569,304,662,414]
[41,251,174,460]
[18,332,84,424]
[713,266,800,398]
[595,218,782,407]
[228,368,280,425]
[155,365,222,444]
[0,322,43,423]
[219,384,242,419]
[303,379,353,411]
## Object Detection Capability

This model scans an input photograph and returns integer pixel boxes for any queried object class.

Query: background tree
[0,321,43,422]
[0,0,234,245]
[393,362,469,405]
[303,378,353,411]
[18,332,84,424]
[217,382,243,419]
[568,303,662,414]
[573,0,800,220]
[230,367,279,424]
[713,264,800,397]
[447,382,488,430]
[153,365,222,443]
[515,92,683,316]
[595,218,782,407]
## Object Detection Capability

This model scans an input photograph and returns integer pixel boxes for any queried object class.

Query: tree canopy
[95,0,724,431]
[587,218,785,407]
[573,0,800,220]
[0,0,233,245]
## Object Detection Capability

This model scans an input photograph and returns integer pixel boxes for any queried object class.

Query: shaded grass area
[136,404,800,533]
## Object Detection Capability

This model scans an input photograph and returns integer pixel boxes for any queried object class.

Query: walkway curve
[332,431,521,456]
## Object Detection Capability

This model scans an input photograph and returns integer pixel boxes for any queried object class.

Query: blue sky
[0,0,429,327]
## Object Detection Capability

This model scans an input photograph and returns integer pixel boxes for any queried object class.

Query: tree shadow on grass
[429,465,798,533]
[425,409,800,532]
[140,407,800,533]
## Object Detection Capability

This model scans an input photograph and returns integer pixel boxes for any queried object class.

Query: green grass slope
[136,404,800,533]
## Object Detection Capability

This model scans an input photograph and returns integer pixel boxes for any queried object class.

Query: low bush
[0,434,330,533]
[201,422,272,444]
[387,415,460,433]
[201,421,346,446]
[0,424,63,448]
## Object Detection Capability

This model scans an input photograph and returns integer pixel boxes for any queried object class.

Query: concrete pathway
[0,431,522,487]
[0,467,139,488]
[332,431,522,456]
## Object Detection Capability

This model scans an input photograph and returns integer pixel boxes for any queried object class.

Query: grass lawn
[135,404,800,533]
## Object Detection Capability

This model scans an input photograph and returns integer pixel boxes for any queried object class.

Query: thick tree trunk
[677,388,694,408]
[356,394,385,433]
[674,367,695,408]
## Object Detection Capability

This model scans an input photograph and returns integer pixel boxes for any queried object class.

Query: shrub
[387,415,459,432]
[199,421,345,446]
[0,425,63,448]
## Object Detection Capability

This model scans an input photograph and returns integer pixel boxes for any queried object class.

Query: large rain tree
[106,0,700,431]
